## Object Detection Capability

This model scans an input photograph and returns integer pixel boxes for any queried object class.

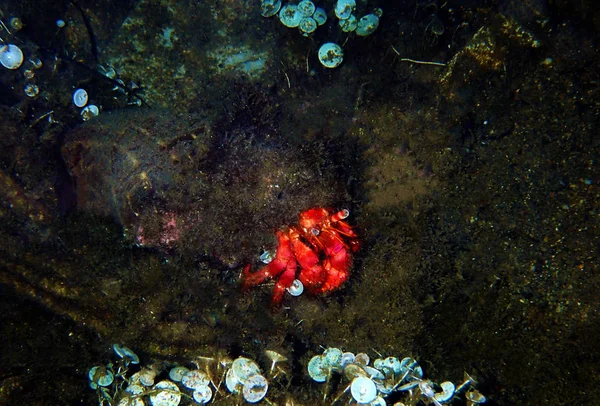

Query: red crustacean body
[242,207,360,306]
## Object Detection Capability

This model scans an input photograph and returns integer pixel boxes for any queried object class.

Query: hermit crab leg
[329,209,350,223]
[314,238,351,294]
[329,210,359,242]
[242,231,293,290]
[289,229,327,293]
[271,253,297,307]
[323,228,360,253]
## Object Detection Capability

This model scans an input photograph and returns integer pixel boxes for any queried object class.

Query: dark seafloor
[0,0,598,404]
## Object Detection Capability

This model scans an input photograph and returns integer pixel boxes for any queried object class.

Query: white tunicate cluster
[81,104,100,121]
[308,348,485,405]
[87,345,484,405]
[318,43,344,68]
[260,250,274,264]
[193,385,213,404]
[356,14,380,37]
[10,18,23,32]
[264,0,326,37]
[278,4,301,27]
[351,376,377,403]
[88,365,114,389]
[24,83,39,97]
[333,0,381,37]
[136,366,160,387]
[181,369,212,403]
[88,345,139,393]
[260,0,282,18]
[335,0,356,20]
[299,17,317,36]
[307,347,345,382]
[225,357,269,403]
[168,366,190,382]
[88,345,222,405]
[286,279,304,296]
[73,88,88,107]
[339,14,357,32]
[118,395,145,406]
[312,8,327,26]
[181,369,210,390]
[113,343,140,365]
[150,380,181,406]
[0,44,24,70]
[73,88,99,121]
[258,0,381,69]
[242,374,269,403]
[21,55,45,97]
[297,0,315,17]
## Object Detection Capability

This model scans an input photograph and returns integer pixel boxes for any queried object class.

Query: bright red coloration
[242,207,360,306]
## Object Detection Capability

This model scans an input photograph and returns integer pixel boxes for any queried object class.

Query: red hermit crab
[242,207,360,306]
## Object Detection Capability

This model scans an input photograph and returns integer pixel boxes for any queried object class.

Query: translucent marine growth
[259,0,381,68]
[356,13,380,36]
[299,17,317,36]
[87,344,484,404]
[0,43,23,69]
[260,0,282,17]
[318,43,344,68]
[225,357,270,403]
[278,4,302,28]
[335,0,356,20]
[73,88,89,107]
[308,347,487,405]
[113,343,140,365]
[351,376,377,403]
[297,0,316,17]
[88,345,278,405]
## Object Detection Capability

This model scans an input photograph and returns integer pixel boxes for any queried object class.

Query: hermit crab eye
[311,228,320,236]
[340,209,350,219]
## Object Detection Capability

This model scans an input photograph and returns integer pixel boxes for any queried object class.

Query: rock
[61,107,345,266]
